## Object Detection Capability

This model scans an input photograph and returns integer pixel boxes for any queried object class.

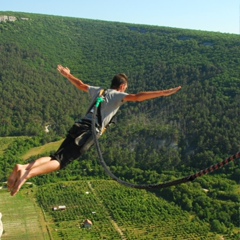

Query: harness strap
[85,89,105,118]
[83,89,106,133]
[94,89,116,135]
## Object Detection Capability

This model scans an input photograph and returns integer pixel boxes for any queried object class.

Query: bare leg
[25,157,52,170]
[10,159,60,196]
[7,157,52,190]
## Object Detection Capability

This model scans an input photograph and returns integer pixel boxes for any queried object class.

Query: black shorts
[50,121,97,169]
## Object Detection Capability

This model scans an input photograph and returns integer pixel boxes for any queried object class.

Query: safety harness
[87,89,115,135]
[75,89,116,150]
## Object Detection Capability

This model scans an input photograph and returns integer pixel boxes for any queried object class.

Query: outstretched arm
[123,86,181,102]
[57,65,89,92]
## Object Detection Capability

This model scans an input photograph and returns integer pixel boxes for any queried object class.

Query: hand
[173,86,182,93]
[167,86,182,93]
[163,86,182,97]
[57,65,71,77]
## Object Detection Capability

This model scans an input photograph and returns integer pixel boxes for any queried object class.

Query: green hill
[0,11,239,169]
[0,11,239,239]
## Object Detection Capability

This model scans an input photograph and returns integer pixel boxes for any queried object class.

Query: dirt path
[87,181,127,240]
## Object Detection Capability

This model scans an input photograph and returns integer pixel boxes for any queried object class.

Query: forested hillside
[0,11,239,169]
[0,11,239,239]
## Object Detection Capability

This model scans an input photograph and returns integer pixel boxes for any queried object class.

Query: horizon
[1,0,239,35]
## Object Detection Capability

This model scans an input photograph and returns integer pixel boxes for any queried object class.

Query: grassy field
[0,136,62,161]
[21,140,63,161]
[0,187,50,240]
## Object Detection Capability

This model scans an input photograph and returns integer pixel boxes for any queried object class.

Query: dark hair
[110,73,128,89]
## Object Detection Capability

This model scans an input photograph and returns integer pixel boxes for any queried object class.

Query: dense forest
[0,11,239,170]
[0,11,239,238]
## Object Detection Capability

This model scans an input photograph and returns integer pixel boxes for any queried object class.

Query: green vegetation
[21,139,63,160]
[0,137,239,239]
[0,188,48,240]
[0,11,239,239]
[35,180,236,239]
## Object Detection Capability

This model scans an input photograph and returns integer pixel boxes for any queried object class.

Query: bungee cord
[91,99,240,190]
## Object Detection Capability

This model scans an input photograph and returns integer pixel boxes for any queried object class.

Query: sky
[1,0,239,34]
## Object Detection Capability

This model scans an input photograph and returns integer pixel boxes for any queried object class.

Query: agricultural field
[35,180,226,240]
[0,179,238,239]
[21,139,63,161]
[0,186,49,240]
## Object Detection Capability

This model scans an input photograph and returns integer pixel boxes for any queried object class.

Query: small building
[83,219,93,228]
[52,205,66,211]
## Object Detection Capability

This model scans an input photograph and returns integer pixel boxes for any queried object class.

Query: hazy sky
[1,0,239,34]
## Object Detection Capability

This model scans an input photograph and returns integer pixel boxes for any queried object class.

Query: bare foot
[7,164,24,191]
[10,166,29,196]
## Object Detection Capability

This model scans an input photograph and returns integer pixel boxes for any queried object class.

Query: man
[8,65,181,196]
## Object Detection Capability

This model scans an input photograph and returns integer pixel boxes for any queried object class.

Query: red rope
[188,151,240,181]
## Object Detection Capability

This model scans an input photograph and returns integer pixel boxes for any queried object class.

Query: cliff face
[0,15,29,22]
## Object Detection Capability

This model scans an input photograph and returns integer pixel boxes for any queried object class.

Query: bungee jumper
[7,65,181,196]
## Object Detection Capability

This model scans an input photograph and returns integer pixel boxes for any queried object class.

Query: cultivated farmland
[0,187,49,240]
[36,180,221,239]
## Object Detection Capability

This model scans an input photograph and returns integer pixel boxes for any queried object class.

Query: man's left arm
[57,65,89,92]
[123,86,182,102]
